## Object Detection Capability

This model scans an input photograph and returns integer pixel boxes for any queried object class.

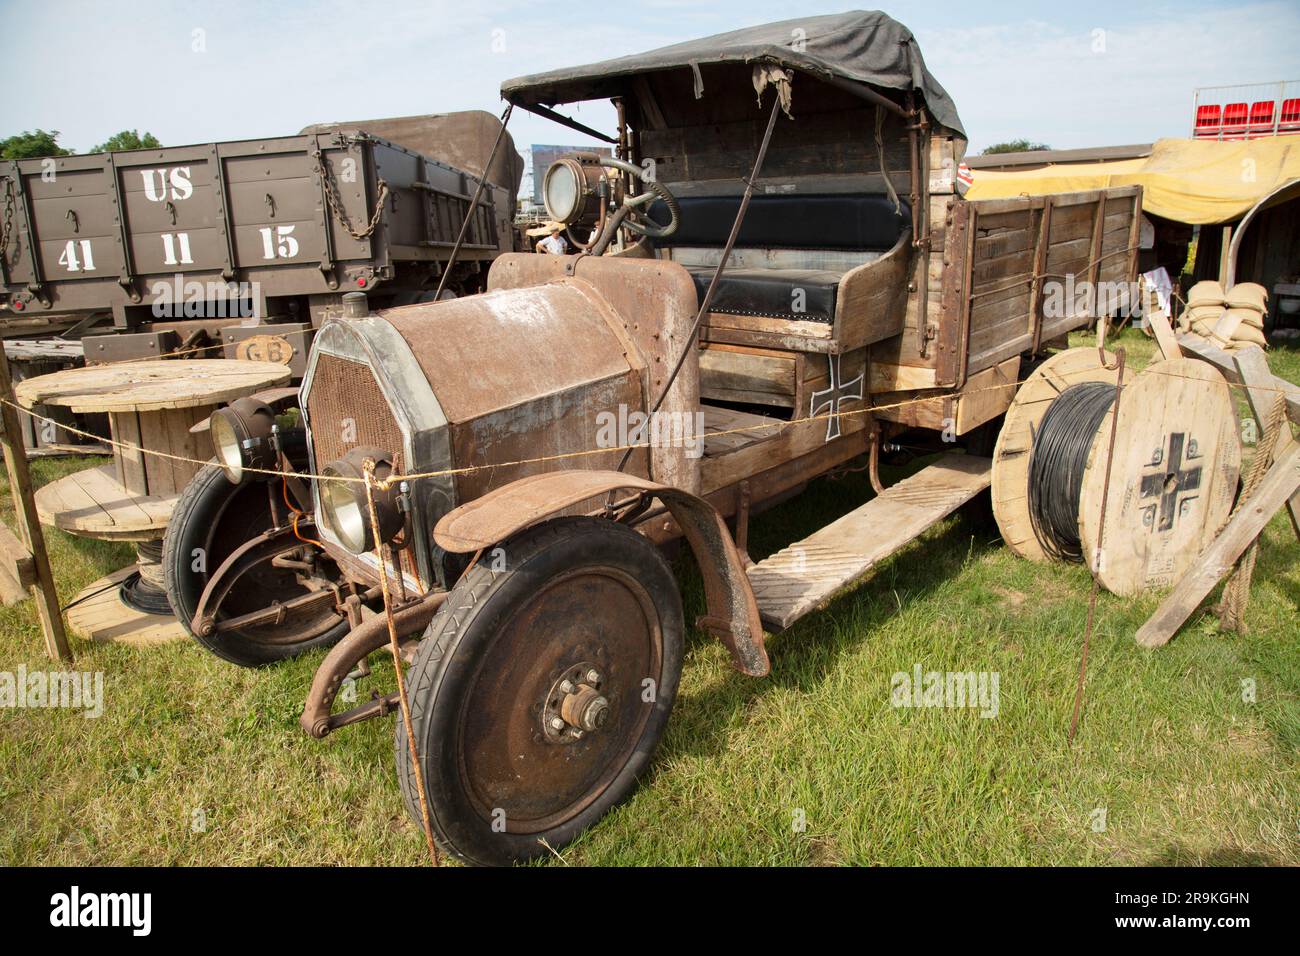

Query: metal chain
[316,154,388,241]
[1,176,16,264]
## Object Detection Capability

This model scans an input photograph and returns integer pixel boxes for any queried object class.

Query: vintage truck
[0,111,519,367]
[164,11,1143,865]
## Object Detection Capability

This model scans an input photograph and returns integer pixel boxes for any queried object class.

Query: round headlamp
[319,447,403,555]
[210,397,277,483]
[542,155,605,226]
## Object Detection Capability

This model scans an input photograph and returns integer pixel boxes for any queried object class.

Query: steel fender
[434,470,770,677]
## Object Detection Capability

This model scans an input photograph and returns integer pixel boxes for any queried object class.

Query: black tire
[162,461,349,667]
[395,516,684,866]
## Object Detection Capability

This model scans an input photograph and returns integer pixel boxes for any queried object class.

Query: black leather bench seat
[685,266,842,323]
[652,194,910,326]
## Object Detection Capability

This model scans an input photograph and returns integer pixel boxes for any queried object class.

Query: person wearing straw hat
[528,221,570,255]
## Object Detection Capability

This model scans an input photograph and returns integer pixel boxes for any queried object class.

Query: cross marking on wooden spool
[1138,432,1203,532]
[810,353,863,442]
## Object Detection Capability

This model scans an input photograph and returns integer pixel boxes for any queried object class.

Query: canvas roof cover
[966,137,1300,224]
[303,111,524,194]
[501,11,964,136]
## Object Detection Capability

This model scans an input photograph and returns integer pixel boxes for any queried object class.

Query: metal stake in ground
[1070,348,1126,744]
[363,460,439,866]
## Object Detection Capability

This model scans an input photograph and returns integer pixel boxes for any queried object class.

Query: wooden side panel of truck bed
[874,185,1142,390]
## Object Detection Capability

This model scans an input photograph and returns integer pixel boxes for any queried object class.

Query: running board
[746,454,993,630]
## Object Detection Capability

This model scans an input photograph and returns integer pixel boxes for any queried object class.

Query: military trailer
[0,113,518,340]
[164,12,1148,865]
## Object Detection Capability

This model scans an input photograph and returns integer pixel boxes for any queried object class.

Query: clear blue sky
[2,0,1297,159]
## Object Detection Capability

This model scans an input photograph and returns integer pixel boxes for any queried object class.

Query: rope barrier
[3,356,1293,492]
[967,245,1139,303]
[363,460,440,867]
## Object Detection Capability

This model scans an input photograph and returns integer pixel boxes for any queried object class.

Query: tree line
[4,128,1045,161]
[1,129,162,160]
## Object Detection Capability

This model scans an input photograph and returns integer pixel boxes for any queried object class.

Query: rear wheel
[162,461,350,666]
[395,516,684,866]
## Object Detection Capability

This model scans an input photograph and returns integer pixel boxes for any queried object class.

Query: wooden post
[1178,333,1300,424]
[1147,307,1182,360]
[1217,225,1233,285]
[1235,347,1300,540]
[0,354,71,660]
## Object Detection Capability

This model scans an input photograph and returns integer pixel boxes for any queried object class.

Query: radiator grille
[306,353,406,475]
[305,351,422,584]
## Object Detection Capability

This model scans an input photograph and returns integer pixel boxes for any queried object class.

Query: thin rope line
[967,246,1138,302]
[363,460,439,867]
[3,355,1292,489]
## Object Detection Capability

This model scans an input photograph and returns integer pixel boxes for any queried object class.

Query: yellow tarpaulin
[966,137,1300,224]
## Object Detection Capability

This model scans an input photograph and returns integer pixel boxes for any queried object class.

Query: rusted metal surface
[434,469,769,676]
[299,314,449,591]
[487,253,703,493]
[300,591,446,738]
[456,568,659,831]
[383,283,637,421]
[307,353,408,477]
[191,520,347,645]
[380,283,649,501]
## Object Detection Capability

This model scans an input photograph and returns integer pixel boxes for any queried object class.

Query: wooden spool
[992,348,1119,561]
[1078,358,1240,596]
[65,567,186,646]
[15,359,290,499]
[13,359,290,646]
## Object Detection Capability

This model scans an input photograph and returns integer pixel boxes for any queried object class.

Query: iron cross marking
[810,353,864,442]
[1138,431,1203,532]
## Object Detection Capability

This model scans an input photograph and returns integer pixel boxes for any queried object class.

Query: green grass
[1,328,1297,866]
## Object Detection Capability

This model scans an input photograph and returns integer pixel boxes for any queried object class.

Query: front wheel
[395,516,684,866]
[162,461,351,666]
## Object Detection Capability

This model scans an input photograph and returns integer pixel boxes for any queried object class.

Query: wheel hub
[541,662,609,743]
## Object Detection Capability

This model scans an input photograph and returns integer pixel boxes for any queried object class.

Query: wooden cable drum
[1078,358,1240,596]
[995,351,1241,595]
[992,348,1120,561]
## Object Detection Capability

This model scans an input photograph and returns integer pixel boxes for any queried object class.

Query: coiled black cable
[119,570,173,615]
[1028,381,1117,563]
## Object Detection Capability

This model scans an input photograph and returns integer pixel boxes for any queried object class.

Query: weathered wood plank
[1146,307,1182,361]
[747,454,992,628]
[0,520,36,605]
[0,340,71,658]
[34,464,176,540]
[700,345,796,396]
[1235,347,1300,538]
[1177,335,1300,424]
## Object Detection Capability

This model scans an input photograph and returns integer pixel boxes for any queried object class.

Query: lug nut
[560,679,574,693]
[549,717,565,731]
[585,669,600,684]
